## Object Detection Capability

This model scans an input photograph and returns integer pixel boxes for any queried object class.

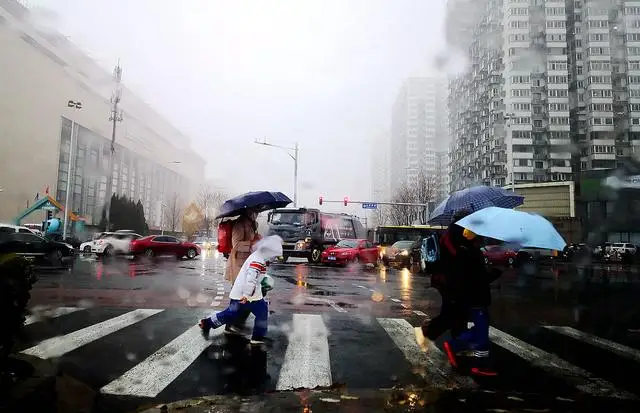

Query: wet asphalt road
[20,250,640,412]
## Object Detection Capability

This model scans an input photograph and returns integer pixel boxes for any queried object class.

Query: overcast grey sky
[28,0,446,214]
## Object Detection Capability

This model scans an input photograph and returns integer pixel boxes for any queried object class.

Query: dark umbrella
[428,186,524,226]
[215,191,292,219]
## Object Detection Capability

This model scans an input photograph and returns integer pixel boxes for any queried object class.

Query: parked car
[482,245,517,266]
[93,232,142,256]
[130,235,200,259]
[0,223,39,235]
[382,239,421,270]
[0,232,75,267]
[609,242,637,256]
[79,232,113,253]
[320,239,379,266]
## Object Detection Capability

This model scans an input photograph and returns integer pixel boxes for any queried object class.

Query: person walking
[420,210,474,347]
[200,235,282,345]
[224,208,262,334]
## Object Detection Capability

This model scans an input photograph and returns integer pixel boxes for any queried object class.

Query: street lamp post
[63,100,82,240]
[254,138,299,207]
[160,202,167,235]
[504,112,516,192]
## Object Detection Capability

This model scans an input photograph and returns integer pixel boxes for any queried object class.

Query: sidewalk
[139,385,640,413]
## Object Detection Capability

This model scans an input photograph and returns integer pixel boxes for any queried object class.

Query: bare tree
[387,170,439,225]
[164,192,183,233]
[415,169,439,224]
[373,205,391,226]
[197,183,228,237]
[388,184,417,226]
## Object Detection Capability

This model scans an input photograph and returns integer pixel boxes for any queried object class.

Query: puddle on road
[311,290,359,297]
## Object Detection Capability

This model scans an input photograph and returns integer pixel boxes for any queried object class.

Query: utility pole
[254,138,299,207]
[104,61,123,231]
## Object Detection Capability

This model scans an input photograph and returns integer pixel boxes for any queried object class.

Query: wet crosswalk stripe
[544,326,640,363]
[276,314,332,390]
[377,318,475,389]
[21,309,163,359]
[25,306,85,325]
[489,327,636,399]
[100,324,219,397]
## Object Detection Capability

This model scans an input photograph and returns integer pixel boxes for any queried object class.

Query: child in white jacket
[199,235,282,345]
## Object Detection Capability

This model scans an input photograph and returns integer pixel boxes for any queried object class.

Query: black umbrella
[215,191,292,219]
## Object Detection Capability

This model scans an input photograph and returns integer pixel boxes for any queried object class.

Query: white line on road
[210,301,221,307]
[306,296,347,313]
[276,314,332,390]
[413,310,427,317]
[25,307,85,325]
[489,327,636,399]
[377,318,475,389]
[213,296,223,300]
[100,324,219,397]
[544,326,640,363]
[21,309,163,359]
[391,298,401,303]
[355,285,367,289]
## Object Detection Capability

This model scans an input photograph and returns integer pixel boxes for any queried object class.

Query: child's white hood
[251,235,283,262]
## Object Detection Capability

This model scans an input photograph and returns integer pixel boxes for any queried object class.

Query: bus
[372,225,447,254]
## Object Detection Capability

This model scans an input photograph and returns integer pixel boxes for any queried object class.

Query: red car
[320,239,379,266]
[482,245,517,266]
[131,235,201,259]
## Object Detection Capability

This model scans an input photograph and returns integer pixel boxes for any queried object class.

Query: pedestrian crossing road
[17,306,640,411]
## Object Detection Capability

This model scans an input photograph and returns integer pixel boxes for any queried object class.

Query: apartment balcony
[588,152,616,161]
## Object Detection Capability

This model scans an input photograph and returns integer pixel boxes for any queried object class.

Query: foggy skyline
[25,0,446,214]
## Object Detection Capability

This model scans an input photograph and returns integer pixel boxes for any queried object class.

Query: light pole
[504,112,516,192]
[63,100,82,240]
[160,202,167,235]
[104,62,123,232]
[160,161,180,234]
[254,138,299,207]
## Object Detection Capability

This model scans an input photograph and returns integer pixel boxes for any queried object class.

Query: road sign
[362,203,378,210]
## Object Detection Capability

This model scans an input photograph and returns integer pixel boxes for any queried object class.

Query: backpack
[217,220,233,254]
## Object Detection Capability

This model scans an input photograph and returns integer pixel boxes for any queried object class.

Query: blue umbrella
[216,191,292,219]
[455,207,566,251]
[428,186,524,226]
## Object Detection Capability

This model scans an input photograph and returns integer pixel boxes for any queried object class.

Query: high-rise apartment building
[390,77,449,197]
[447,0,640,192]
[370,133,391,204]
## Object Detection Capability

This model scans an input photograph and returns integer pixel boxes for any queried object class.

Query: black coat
[428,224,501,307]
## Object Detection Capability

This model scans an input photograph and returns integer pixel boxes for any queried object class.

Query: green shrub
[0,254,36,370]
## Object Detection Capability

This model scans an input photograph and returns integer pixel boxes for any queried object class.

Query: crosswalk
[16,306,640,403]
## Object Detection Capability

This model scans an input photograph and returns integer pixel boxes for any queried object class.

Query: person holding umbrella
[216,191,293,335]
[420,208,502,376]
[223,208,262,335]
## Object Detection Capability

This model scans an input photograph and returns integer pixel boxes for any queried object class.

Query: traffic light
[319,196,323,205]
[343,196,348,206]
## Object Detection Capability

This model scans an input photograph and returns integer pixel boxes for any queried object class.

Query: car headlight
[400,250,409,256]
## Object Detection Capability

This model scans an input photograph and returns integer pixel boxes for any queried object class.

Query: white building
[447,0,640,192]
[0,1,205,227]
[390,77,449,196]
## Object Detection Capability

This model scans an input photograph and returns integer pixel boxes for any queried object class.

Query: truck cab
[267,208,365,263]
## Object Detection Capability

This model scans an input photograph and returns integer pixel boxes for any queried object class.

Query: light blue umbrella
[455,207,567,251]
